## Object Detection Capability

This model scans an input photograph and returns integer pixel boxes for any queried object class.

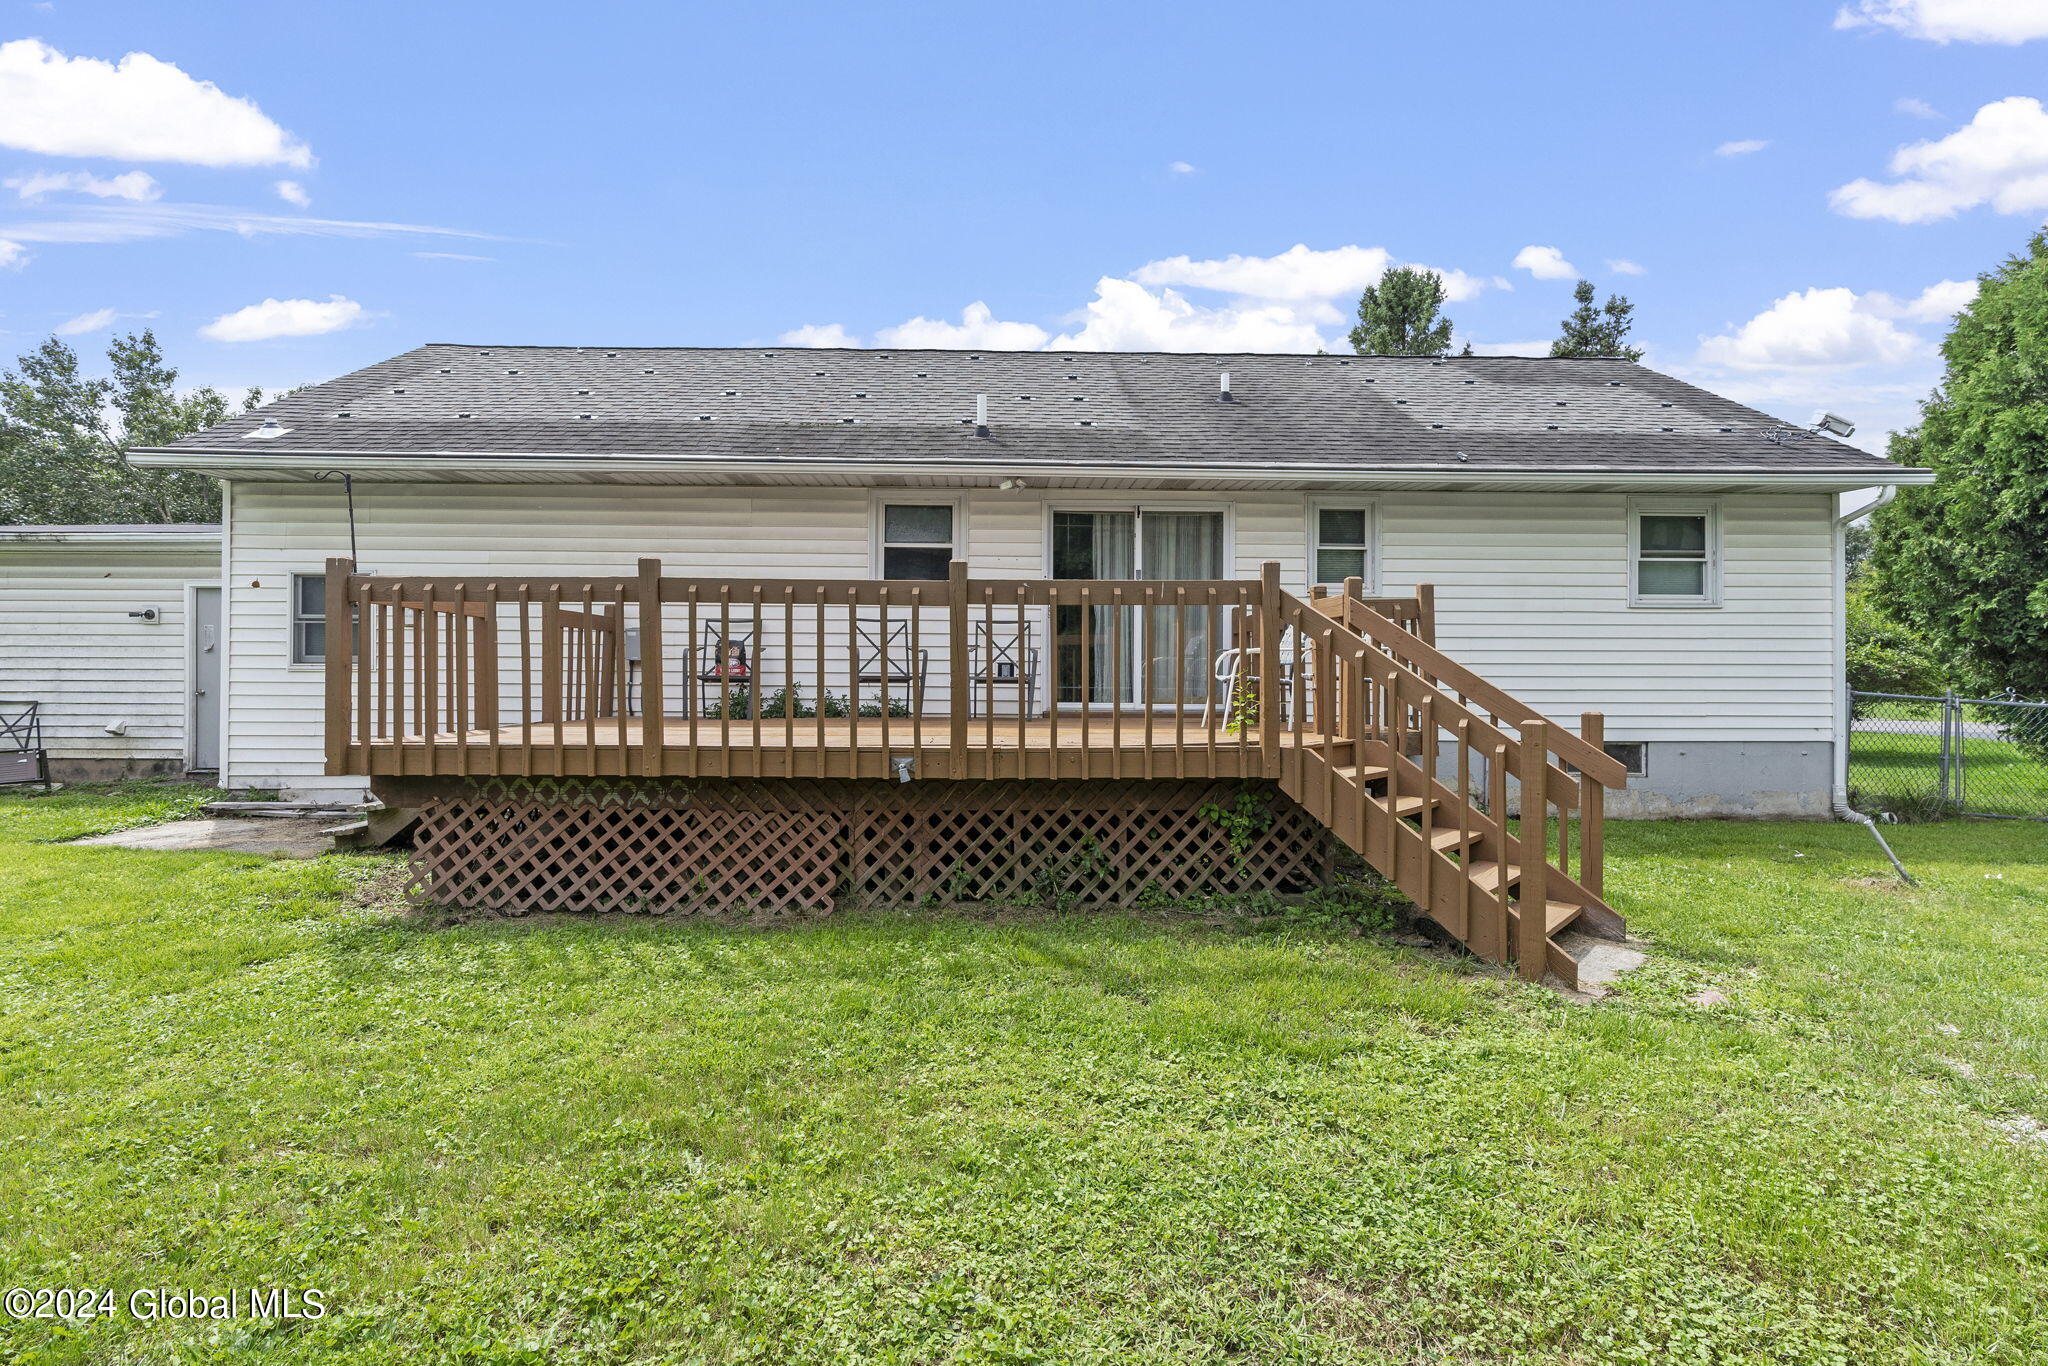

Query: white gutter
[128,448,1938,492]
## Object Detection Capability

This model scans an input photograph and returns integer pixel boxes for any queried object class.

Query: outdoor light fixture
[102,719,128,736]
[997,477,1027,491]
[1813,412,1856,439]
[890,755,916,783]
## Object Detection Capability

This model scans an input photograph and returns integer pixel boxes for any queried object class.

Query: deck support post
[324,557,355,776]
[638,558,664,777]
[1517,719,1550,981]
[1257,561,1282,778]
[1415,583,1437,646]
[948,559,970,779]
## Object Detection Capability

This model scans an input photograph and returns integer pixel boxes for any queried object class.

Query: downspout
[1831,487,1915,885]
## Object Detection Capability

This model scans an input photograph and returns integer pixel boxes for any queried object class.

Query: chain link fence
[1849,690,2048,821]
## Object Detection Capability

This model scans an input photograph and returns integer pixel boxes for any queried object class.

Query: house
[0,523,224,781]
[130,344,1931,983]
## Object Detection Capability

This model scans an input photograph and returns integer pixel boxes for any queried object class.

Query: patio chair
[854,619,929,715]
[0,700,51,790]
[968,621,1039,719]
[1206,634,1316,728]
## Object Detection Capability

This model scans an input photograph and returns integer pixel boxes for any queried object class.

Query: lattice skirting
[407,779,1332,917]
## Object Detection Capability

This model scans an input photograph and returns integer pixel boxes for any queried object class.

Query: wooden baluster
[948,561,969,780]
[747,584,762,772]
[716,587,733,779]
[453,584,472,775]
[1257,563,1281,779]
[1455,718,1473,941]
[813,587,827,776]
[909,587,924,767]
[1581,712,1605,898]
[352,576,372,774]
[480,584,501,774]
[582,583,600,775]
[982,587,995,766]
[516,584,532,775]
[614,589,631,778]
[1078,585,1093,769]
[1172,586,1187,781]
[542,584,562,757]
[637,559,663,778]
[1109,590,1123,780]
[1014,585,1028,778]
[1486,742,1510,964]
[1418,695,1437,916]
[878,588,893,761]
[1518,719,1551,981]
[1353,647,1370,854]
[1382,657,1400,875]
[783,586,797,777]
[1204,592,1219,779]
[1141,583,1156,776]
[421,580,442,774]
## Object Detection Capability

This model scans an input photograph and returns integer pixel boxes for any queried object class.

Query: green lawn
[2,784,2045,1364]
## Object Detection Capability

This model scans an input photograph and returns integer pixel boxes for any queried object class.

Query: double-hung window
[877,503,956,580]
[291,573,326,663]
[1311,504,1375,591]
[1629,501,1720,606]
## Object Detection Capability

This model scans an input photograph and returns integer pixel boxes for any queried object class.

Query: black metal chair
[854,620,929,715]
[0,700,51,790]
[968,622,1039,719]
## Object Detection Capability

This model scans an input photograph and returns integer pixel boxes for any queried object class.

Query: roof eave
[127,446,1934,491]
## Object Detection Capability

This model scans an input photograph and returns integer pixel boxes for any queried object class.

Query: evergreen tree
[1550,280,1644,360]
[1870,231,2048,705]
[0,329,251,525]
[1348,267,1454,356]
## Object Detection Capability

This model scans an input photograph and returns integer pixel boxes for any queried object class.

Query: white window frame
[870,496,962,580]
[1627,498,1722,608]
[1306,498,1380,594]
[289,571,326,666]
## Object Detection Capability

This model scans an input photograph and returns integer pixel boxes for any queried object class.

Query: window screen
[880,504,955,580]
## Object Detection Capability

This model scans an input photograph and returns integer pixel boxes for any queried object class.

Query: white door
[1050,509,1224,705]
[189,586,222,771]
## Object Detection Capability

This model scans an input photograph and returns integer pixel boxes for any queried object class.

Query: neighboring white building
[131,345,1933,815]
[0,524,224,780]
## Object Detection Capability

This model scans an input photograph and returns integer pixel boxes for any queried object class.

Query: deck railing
[323,555,1621,856]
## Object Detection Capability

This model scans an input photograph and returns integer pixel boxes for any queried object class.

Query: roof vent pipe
[1219,371,1233,402]
[975,394,989,438]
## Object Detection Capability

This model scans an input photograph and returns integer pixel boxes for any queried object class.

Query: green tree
[1870,231,2048,704]
[1550,279,1644,360]
[1845,581,1946,696]
[1348,267,1454,356]
[0,329,249,525]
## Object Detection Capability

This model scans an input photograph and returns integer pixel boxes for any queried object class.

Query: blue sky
[3,0,2047,452]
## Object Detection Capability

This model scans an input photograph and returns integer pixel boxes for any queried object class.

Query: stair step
[1465,860,1517,894]
[1332,765,1390,783]
[1369,793,1439,818]
[1429,827,1481,854]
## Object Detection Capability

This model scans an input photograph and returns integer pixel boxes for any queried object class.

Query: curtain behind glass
[1052,512,1134,704]
[1141,512,1224,704]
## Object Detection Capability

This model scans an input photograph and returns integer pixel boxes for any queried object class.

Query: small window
[879,503,955,580]
[1312,505,1373,589]
[1630,502,1719,606]
[1603,741,1648,776]
[291,573,326,663]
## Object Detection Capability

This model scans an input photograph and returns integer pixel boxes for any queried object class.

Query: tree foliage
[1550,280,1644,360]
[1348,267,1454,356]
[0,330,256,525]
[1845,581,1948,697]
[1870,231,2048,701]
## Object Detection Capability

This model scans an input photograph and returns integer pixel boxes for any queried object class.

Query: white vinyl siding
[221,483,1837,791]
[0,544,219,763]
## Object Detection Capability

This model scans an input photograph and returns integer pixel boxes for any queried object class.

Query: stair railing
[1264,579,1626,977]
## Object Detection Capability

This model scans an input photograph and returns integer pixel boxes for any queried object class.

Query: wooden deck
[326,557,1631,985]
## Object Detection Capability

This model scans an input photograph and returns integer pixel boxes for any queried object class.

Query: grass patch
[0,787,2044,1363]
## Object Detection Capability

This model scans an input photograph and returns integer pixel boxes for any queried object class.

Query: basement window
[1603,742,1649,776]
[876,502,956,580]
[1629,500,1720,607]
[1310,502,1376,591]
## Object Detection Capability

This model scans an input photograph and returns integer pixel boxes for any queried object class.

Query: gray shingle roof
[145,344,1910,476]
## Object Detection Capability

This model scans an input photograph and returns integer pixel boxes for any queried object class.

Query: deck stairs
[1265,583,1630,988]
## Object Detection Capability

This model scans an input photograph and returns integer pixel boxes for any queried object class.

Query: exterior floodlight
[1814,412,1856,439]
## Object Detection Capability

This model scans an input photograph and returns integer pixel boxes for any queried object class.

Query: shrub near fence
[1849,691,2048,821]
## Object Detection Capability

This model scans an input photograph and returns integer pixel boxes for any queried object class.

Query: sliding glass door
[1052,508,1224,706]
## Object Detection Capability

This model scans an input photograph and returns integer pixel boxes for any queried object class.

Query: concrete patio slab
[75,818,337,858]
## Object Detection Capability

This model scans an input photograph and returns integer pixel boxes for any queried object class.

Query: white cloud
[5,168,159,202]
[0,238,25,269]
[53,306,118,335]
[412,250,495,262]
[1830,96,2048,222]
[1462,339,1554,356]
[1863,277,1979,322]
[1167,160,1197,175]
[1132,243,1494,306]
[1715,139,1770,156]
[273,179,309,208]
[0,201,497,248]
[0,39,312,167]
[1696,287,1927,370]
[1046,278,1328,352]
[199,295,364,342]
[1835,1,2048,44]
[875,302,1052,350]
[1896,96,1942,119]
[1512,244,1577,280]
[1605,258,1647,276]
[778,322,859,348]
